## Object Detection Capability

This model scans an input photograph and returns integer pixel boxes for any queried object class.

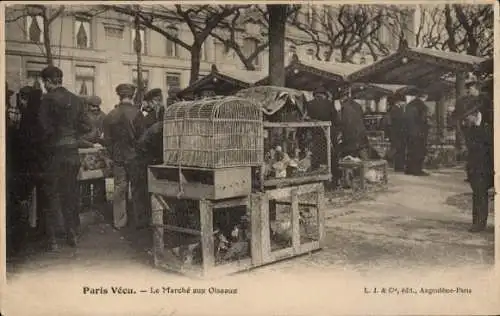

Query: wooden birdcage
[163,96,264,169]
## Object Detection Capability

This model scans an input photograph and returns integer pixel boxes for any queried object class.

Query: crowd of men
[5,65,493,257]
[5,66,181,254]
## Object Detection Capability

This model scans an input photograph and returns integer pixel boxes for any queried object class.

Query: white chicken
[272,146,292,178]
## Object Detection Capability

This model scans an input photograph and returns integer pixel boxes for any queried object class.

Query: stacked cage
[163,96,263,169]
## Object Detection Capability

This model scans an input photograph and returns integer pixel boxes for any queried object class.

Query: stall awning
[348,46,489,87]
[351,83,417,100]
[177,65,266,99]
[255,54,365,91]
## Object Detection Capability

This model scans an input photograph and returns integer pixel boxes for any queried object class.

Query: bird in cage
[272,146,292,178]
[270,213,306,247]
[296,150,312,173]
[222,223,250,261]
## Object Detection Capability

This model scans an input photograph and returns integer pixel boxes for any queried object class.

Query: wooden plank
[212,197,249,209]
[164,225,201,236]
[326,125,332,179]
[78,169,105,181]
[264,174,331,188]
[266,183,323,201]
[316,185,326,248]
[148,178,215,199]
[291,189,300,253]
[199,200,215,276]
[250,193,263,266]
[264,121,331,128]
[151,193,165,267]
[259,193,272,263]
[274,201,318,208]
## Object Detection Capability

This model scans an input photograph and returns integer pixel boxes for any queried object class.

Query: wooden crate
[148,165,252,200]
[338,159,388,192]
[151,194,258,279]
[253,183,326,264]
[149,182,326,278]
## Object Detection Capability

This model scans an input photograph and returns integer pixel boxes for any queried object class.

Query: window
[26,15,44,43]
[75,66,95,96]
[132,28,147,54]
[166,27,179,57]
[75,18,91,49]
[243,38,260,66]
[132,69,149,92]
[166,73,181,93]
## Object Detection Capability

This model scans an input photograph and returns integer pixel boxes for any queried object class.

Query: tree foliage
[108,4,248,83]
[209,5,300,70]
[405,4,493,57]
[288,5,400,63]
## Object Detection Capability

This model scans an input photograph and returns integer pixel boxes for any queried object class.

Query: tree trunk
[267,5,287,86]
[189,43,202,85]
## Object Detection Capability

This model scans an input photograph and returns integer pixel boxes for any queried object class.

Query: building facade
[5,4,414,113]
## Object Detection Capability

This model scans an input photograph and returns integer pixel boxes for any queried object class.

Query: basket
[163,96,263,169]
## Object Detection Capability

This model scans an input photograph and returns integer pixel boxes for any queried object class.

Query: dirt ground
[6,166,494,278]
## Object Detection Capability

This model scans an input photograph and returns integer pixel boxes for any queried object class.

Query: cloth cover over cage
[163,96,264,169]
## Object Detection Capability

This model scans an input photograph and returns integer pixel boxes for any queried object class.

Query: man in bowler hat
[38,65,92,251]
[457,79,493,232]
[102,84,149,229]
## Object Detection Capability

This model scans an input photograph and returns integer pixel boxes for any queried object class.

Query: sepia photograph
[1,1,497,315]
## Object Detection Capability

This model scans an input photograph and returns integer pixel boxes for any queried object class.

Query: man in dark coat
[457,79,493,232]
[338,93,369,160]
[103,84,149,230]
[386,93,407,172]
[38,66,92,251]
[305,87,338,172]
[80,95,106,146]
[142,88,165,128]
[167,87,182,106]
[404,92,429,176]
[79,95,107,211]
[137,121,164,166]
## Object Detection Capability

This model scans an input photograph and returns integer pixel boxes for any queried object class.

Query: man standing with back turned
[38,65,91,251]
[103,84,149,230]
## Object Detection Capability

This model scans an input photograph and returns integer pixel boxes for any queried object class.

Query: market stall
[176,65,265,100]
[255,54,364,93]
[149,89,330,278]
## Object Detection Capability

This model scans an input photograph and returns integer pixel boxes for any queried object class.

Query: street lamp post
[134,7,144,105]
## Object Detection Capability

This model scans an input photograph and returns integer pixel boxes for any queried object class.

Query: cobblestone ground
[6,167,495,278]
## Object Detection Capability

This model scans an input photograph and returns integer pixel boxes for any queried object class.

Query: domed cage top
[163,96,264,169]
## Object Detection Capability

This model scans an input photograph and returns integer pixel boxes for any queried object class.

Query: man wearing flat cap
[81,95,106,146]
[37,65,92,251]
[457,78,493,232]
[79,95,107,211]
[404,90,429,176]
[103,83,149,230]
[142,88,165,128]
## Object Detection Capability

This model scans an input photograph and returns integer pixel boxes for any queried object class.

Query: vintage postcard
[0,1,498,315]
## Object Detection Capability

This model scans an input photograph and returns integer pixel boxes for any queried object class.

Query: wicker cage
[163,96,263,169]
